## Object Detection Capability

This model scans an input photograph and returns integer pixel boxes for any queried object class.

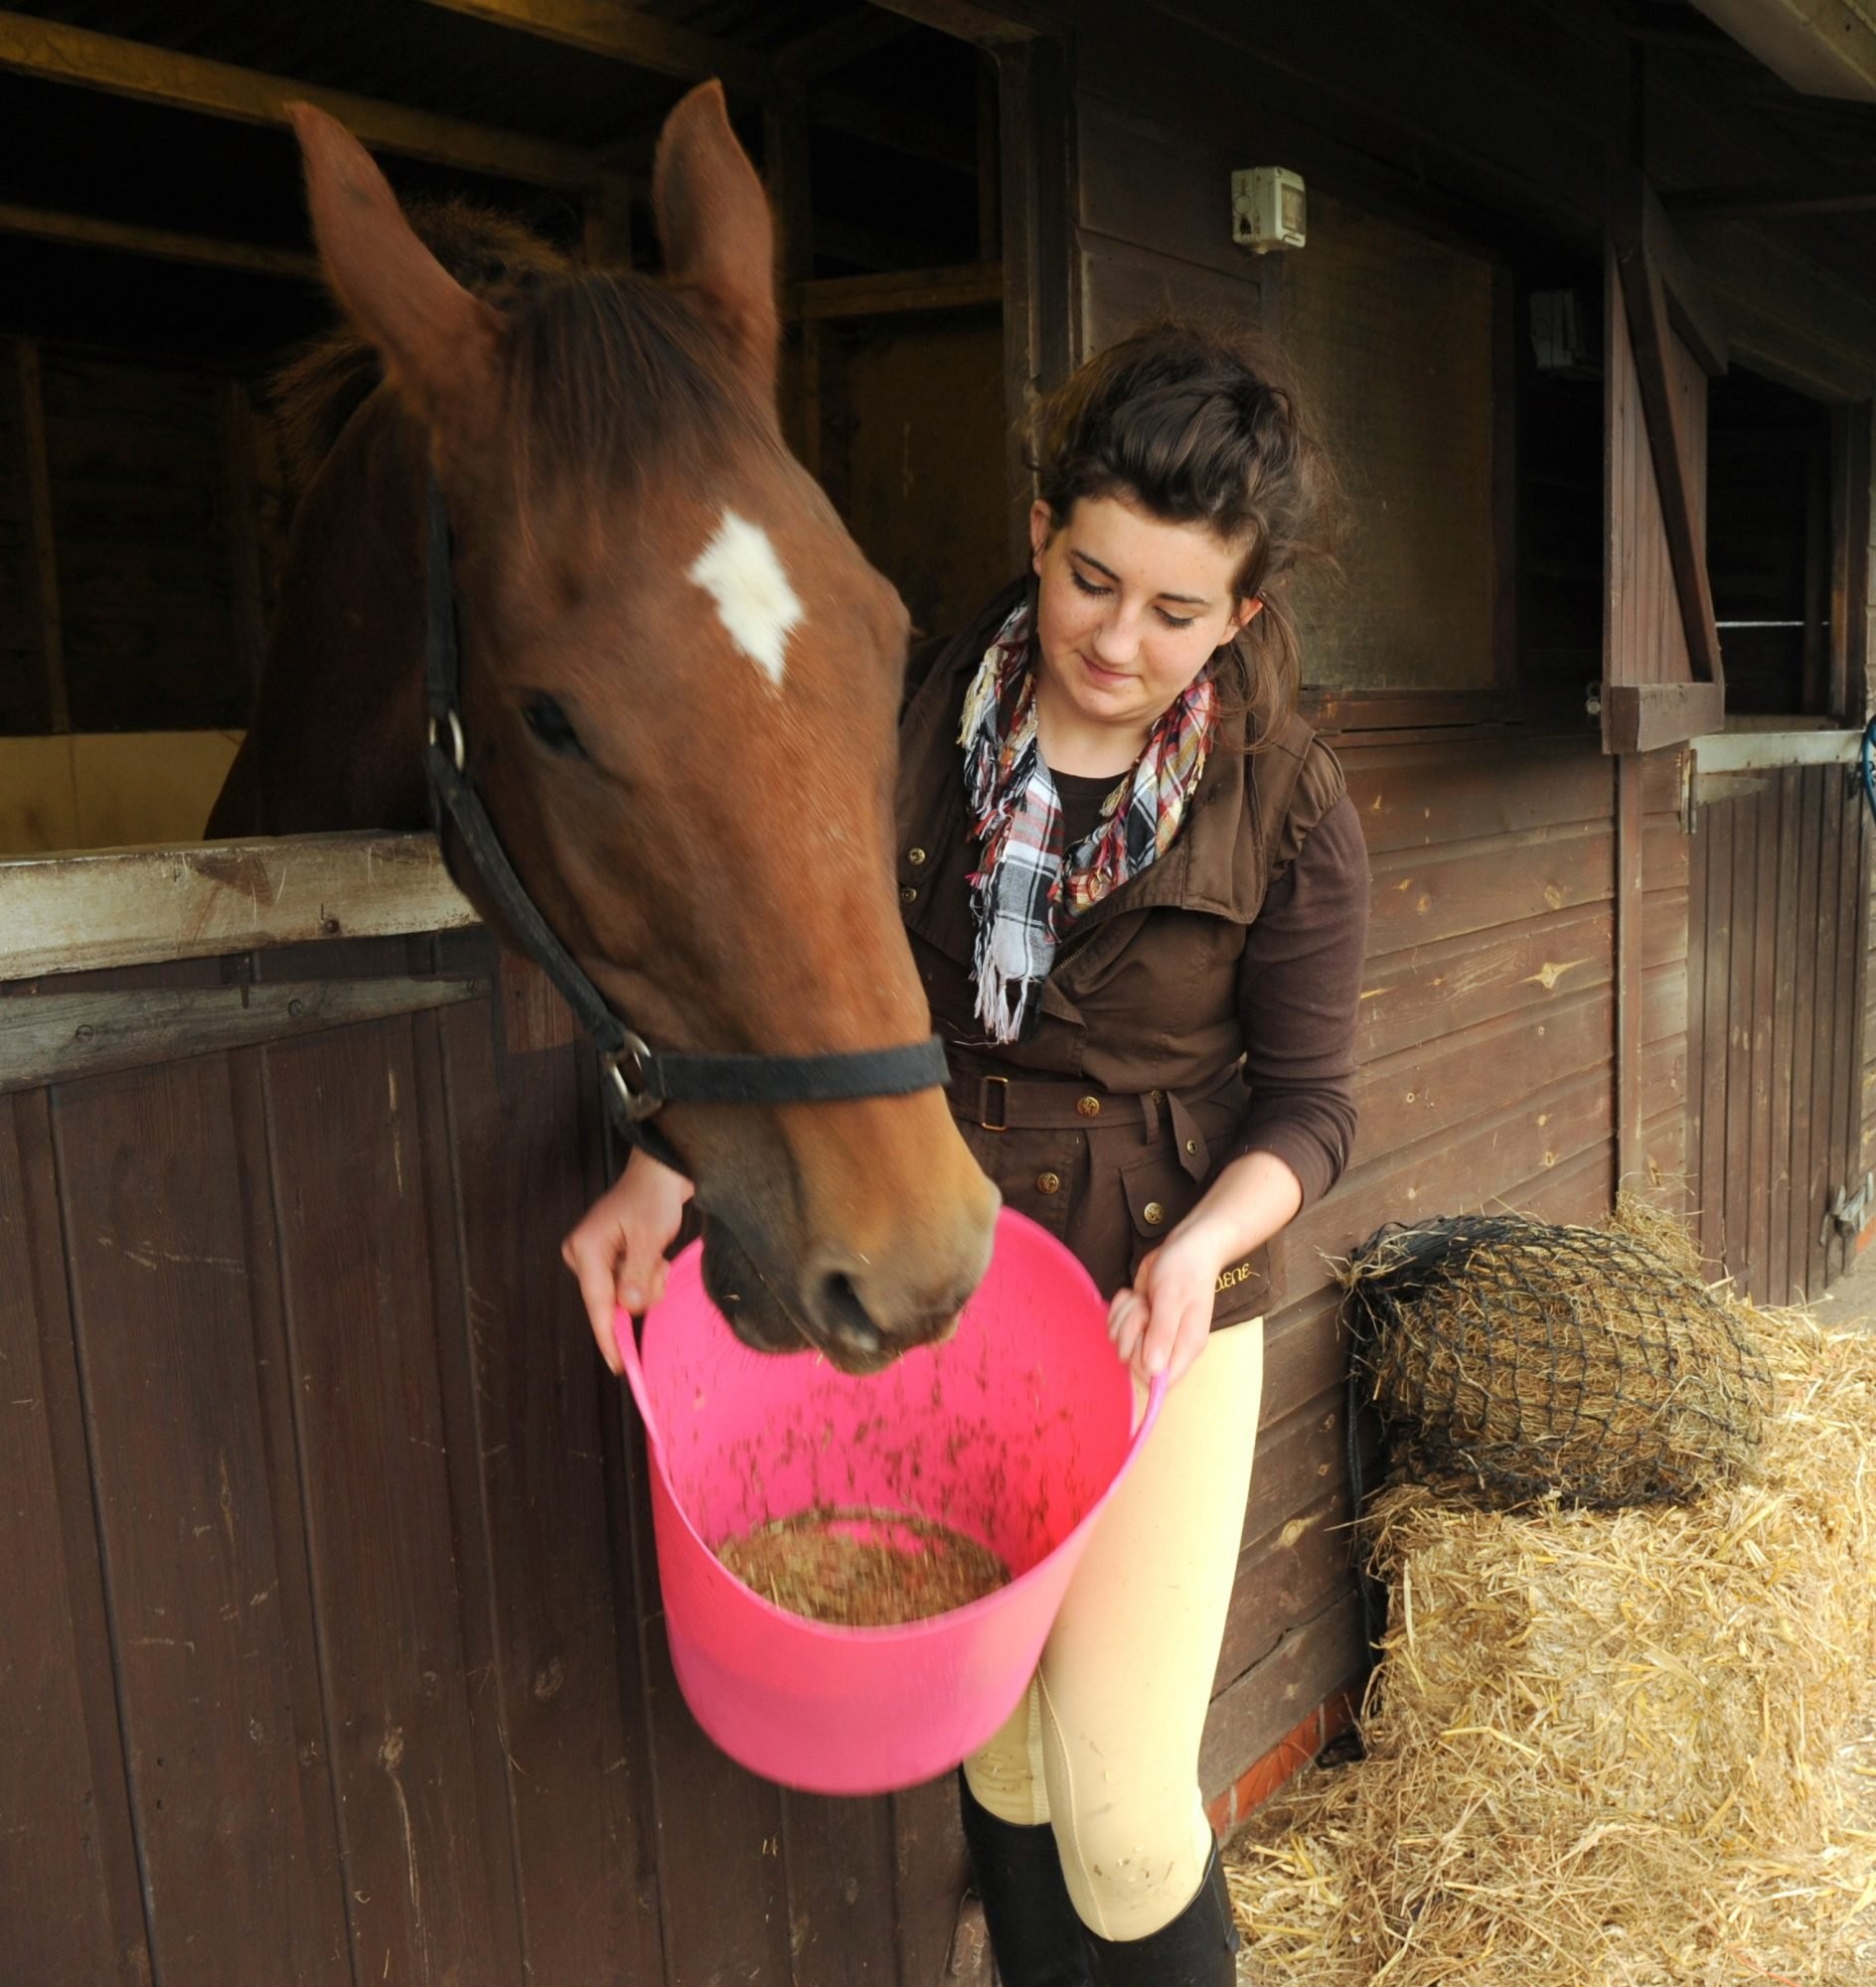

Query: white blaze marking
[688,511,803,688]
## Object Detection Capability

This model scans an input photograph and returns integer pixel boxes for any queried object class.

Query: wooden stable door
[1603,170,1873,1302]
[1687,768,1871,1304]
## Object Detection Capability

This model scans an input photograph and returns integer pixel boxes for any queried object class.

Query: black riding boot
[1083,1842,1241,1986]
[958,1771,1093,1987]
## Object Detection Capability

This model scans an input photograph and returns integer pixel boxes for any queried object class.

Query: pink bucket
[616,1208,1164,1795]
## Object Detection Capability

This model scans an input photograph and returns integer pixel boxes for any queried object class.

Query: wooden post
[1615,752,1646,1193]
[219,381,267,691]
[14,340,67,734]
[581,170,634,268]
[975,51,1001,263]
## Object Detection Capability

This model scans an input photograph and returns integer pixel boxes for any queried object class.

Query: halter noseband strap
[420,476,949,1146]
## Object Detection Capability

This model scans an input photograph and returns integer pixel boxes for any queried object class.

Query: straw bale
[1227,1209,1876,1986]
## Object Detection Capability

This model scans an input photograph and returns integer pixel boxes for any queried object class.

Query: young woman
[564,320,1369,1985]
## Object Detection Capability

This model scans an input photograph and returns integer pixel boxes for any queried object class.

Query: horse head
[279,85,998,1373]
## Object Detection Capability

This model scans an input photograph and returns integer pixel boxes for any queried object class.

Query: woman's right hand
[561,1146,696,1375]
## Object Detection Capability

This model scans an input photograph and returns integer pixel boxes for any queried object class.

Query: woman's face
[1029,492,1260,757]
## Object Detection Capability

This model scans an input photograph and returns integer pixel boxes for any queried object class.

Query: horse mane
[272,198,757,503]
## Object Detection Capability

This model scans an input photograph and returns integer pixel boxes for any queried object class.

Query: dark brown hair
[1027,318,1340,736]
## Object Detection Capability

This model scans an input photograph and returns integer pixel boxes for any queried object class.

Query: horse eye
[523,694,584,758]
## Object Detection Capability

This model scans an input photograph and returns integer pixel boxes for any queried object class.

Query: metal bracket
[1822,1172,1875,1246]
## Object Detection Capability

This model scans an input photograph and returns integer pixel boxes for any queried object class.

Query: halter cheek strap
[420,476,949,1154]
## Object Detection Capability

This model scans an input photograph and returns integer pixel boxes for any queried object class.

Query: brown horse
[208,86,997,1372]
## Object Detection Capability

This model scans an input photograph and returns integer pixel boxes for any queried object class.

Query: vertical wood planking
[51,1035,352,1982]
[893,1775,977,1987]
[1724,795,1757,1297]
[257,947,526,1983]
[1747,785,1780,1297]
[1788,770,1826,1296]
[0,1089,149,1985]
[1685,796,1710,1249]
[1804,772,1844,1297]
[1696,802,1733,1271]
[430,935,667,1984]
[1614,755,1644,1188]
[781,1789,900,1985]
[1768,768,1801,1303]
[1823,781,1865,1287]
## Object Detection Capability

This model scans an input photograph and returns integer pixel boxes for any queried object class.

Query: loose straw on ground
[1226,1199,1876,1986]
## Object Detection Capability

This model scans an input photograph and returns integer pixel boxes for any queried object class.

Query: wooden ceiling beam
[1663,181,1876,215]
[813,86,976,172]
[0,9,595,186]
[775,9,913,82]
[415,0,977,175]
[1690,0,1876,102]
[416,0,774,98]
[0,200,319,279]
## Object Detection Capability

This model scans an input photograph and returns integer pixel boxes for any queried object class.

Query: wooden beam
[1611,175,1727,691]
[417,0,772,98]
[812,86,977,173]
[864,0,1037,46]
[775,10,912,81]
[0,835,477,983]
[789,262,1002,322]
[1689,0,1876,102]
[13,341,66,735]
[1663,181,1876,216]
[0,200,319,280]
[0,9,594,187]
[1603,682,1725,753]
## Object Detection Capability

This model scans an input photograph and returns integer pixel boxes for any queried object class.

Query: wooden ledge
[0,833,479,984]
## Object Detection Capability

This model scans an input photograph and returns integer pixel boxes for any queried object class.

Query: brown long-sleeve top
[895,579,1370,1324]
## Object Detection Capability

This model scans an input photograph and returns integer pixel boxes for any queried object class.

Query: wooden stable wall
[0,859,986,1987]
[1036,0,1876,1808]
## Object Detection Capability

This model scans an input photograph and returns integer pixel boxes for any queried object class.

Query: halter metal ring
[602,1029,661,1123]
[427,708,467,773]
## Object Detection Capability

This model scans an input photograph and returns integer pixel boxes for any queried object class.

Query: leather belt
[953,1067,1243,1183]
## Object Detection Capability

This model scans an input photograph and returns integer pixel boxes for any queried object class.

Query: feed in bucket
[715,1506,1012,1626]
[616,1206,1165,1795]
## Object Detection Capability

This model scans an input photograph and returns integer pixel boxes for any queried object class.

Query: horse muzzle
[700,1214,985,1377]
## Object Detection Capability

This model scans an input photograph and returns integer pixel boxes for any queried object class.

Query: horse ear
[288,102,504,439]
[653,81,779,408]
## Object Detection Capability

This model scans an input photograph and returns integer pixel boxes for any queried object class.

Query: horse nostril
[818,1272,884,1359]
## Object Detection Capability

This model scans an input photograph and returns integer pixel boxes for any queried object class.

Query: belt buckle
[979,1074,1010,1133]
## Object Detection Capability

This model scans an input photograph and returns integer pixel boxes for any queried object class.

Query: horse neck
[241,389,433,836]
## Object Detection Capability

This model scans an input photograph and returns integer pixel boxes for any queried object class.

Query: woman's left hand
[1105,1148,1305,1390]
[1107,1228,1222,1390]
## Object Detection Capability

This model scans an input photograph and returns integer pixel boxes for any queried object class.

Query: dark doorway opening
[1706,367,1834,717]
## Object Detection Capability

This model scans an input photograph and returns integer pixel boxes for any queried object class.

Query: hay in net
[1343,1210,1775,1506]
[1224,1199,1876,1986]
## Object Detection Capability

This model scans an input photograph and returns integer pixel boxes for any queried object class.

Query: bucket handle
[612,1305,669,1470]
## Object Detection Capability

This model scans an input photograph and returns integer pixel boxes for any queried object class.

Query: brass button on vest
[1036,1171,1061,1195]
[906,846,928,866]
[1142,1200,1166,1226]
[899,885,918,905]
[1076,1095,1101,1117]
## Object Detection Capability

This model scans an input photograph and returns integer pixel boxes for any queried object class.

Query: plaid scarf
[959,595,1218,1043]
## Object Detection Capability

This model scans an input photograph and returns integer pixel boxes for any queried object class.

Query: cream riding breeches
[962,1314,1266,1942]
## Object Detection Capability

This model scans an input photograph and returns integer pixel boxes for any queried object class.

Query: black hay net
[1343,1213,1774,1513]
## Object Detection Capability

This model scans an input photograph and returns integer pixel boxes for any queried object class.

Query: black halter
[421,477,949,1156]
